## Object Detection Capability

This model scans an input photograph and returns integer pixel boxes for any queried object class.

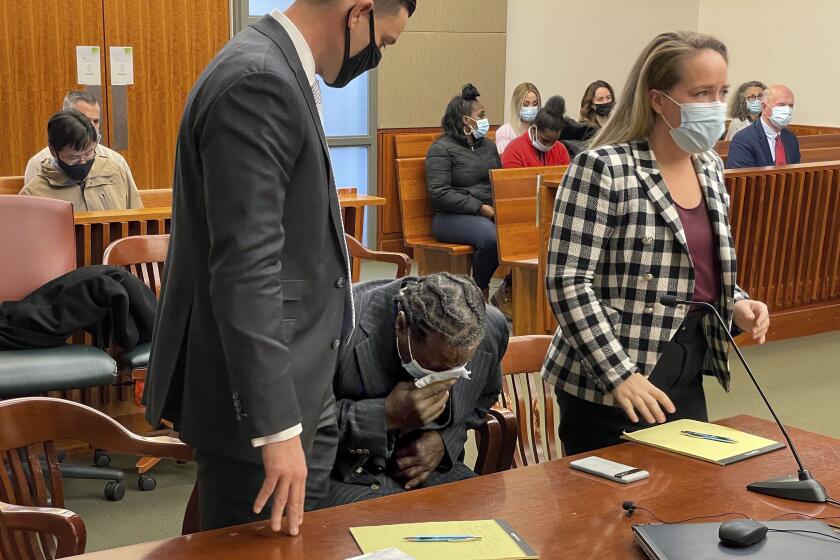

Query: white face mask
[659,91,727,154]
[529,126,554,153]
[397,330,471,382]
[769,105,793,129]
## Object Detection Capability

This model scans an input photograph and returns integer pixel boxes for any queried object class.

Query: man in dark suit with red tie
[726,84,800,168]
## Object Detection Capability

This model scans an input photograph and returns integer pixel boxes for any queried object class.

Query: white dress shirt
[760,116,781,163]
[249,9,317,449]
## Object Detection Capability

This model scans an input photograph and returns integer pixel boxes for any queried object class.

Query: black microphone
[622,501,636,516]
[659,295,827,503]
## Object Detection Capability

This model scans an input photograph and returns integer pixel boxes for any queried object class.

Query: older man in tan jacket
[20,109,142,211]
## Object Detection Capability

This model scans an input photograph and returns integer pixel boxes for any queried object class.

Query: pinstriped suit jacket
[329,278,507,505]
[542,139,749,407]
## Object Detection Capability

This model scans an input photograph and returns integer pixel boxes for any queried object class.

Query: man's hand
[733,299,770,344]
[611,372,676,424]
[391,431,445,490]
[252,436,307,535]
[384,379,455,431]
[478,204,495,219]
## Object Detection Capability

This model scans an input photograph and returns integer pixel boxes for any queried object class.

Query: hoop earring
[463,124,474,136]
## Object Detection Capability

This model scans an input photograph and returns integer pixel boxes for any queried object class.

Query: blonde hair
[592,31,728,149]
[508,82,541,136]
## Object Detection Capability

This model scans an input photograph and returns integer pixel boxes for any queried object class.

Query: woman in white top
[495,82,541,155]
[724,80,766,140]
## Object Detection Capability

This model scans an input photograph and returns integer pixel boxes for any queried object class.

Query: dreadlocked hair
[395,273,486,349]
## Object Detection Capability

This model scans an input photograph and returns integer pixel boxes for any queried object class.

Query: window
[233,1,377,243]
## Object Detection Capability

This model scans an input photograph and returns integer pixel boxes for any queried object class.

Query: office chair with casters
[0,397,194,559]
[0,196,128,500]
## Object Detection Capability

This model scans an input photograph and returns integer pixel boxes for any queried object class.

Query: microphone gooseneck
[658,295,807,474]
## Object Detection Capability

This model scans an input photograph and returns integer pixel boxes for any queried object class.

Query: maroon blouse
[675,198,722,304]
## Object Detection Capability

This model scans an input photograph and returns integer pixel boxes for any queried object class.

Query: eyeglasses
[59,144,98,166]
[744,94,762,102]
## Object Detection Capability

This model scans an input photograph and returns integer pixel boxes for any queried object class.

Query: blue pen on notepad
[403,535,482,542]
[681,430,737,444]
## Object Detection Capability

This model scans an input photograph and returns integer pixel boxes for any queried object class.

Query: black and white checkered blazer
[541,139,749,406]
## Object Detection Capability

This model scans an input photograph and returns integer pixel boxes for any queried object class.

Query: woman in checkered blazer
[542,31,770,455]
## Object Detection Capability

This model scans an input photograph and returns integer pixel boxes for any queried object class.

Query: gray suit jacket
[329,278,508,505]
[143,15,351,463]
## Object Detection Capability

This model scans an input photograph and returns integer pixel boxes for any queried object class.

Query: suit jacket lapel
[631,140,689,253]
[752,119,774,165]
[250,16,350,272]
[695,153,735,291]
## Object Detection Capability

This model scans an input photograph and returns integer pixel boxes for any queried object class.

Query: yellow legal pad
[621,419,785,466]
[350,519,538,560]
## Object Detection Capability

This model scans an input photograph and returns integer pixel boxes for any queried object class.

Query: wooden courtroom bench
[490,165,567,335]
[539,160,840,342]
[396,157,473,276]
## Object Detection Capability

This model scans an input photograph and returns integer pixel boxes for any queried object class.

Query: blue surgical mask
[397,331,470,382]
[520,106,538,122]
[746,99,762,115]
[660,92,726,154]
[530,126,554,153]
[468,117,490,139]
[770,105,793,129]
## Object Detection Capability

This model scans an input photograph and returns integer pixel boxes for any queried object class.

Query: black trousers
[431,213,499,290]
[194,394,339,531]
[557,310,710,455]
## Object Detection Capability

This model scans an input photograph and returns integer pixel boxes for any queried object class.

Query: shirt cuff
[251,423,303,447]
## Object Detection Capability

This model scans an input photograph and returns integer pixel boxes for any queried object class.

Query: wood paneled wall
[0,0,105,177]
[377,0,507,129]
[102,0,230,189]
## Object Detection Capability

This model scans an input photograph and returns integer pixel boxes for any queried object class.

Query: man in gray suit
[143,0,415,534]
[329,273,507,505]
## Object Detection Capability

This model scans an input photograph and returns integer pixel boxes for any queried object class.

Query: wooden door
[101,0,229,189]
[0,0,106,178]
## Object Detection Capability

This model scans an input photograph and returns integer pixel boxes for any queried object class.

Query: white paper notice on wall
[109,46,135,86]
[76,46,102,86]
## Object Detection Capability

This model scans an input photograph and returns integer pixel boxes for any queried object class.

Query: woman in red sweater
[502,96,572,168]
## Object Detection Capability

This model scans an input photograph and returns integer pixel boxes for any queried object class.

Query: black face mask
[325,9,381,88]
[56,156,95,182]
[593,101,614,117]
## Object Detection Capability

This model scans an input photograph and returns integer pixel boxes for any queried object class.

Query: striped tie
[311,79,325,125]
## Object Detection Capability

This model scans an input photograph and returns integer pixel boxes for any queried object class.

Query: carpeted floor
[63,260,840,552]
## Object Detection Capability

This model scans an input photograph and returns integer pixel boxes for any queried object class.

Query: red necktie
[775,136,787,165]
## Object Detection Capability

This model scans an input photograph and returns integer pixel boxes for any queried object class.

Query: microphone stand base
[747,474,827,503]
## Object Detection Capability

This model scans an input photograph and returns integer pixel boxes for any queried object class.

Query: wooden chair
[0,397,194,559]
[395,157,473,276]
[490,166,567,335]
[344,234,411,279]
[499,335,560,468]
[102,235,170,489]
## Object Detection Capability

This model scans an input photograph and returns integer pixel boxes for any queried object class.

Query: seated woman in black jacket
[425,84,502,297]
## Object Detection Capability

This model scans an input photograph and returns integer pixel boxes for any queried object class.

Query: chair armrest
[345,234,412,278]
[0,397,194,463]
[487,405,518,472]
[0,501,86,557]
[473,413,502,476]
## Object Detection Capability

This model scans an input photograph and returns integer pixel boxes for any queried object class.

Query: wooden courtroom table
[77,416,840,559]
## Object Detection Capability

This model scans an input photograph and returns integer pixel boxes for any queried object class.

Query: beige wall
[505,0,699,125]
[377,0,506,128]
[699,0,840,126]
